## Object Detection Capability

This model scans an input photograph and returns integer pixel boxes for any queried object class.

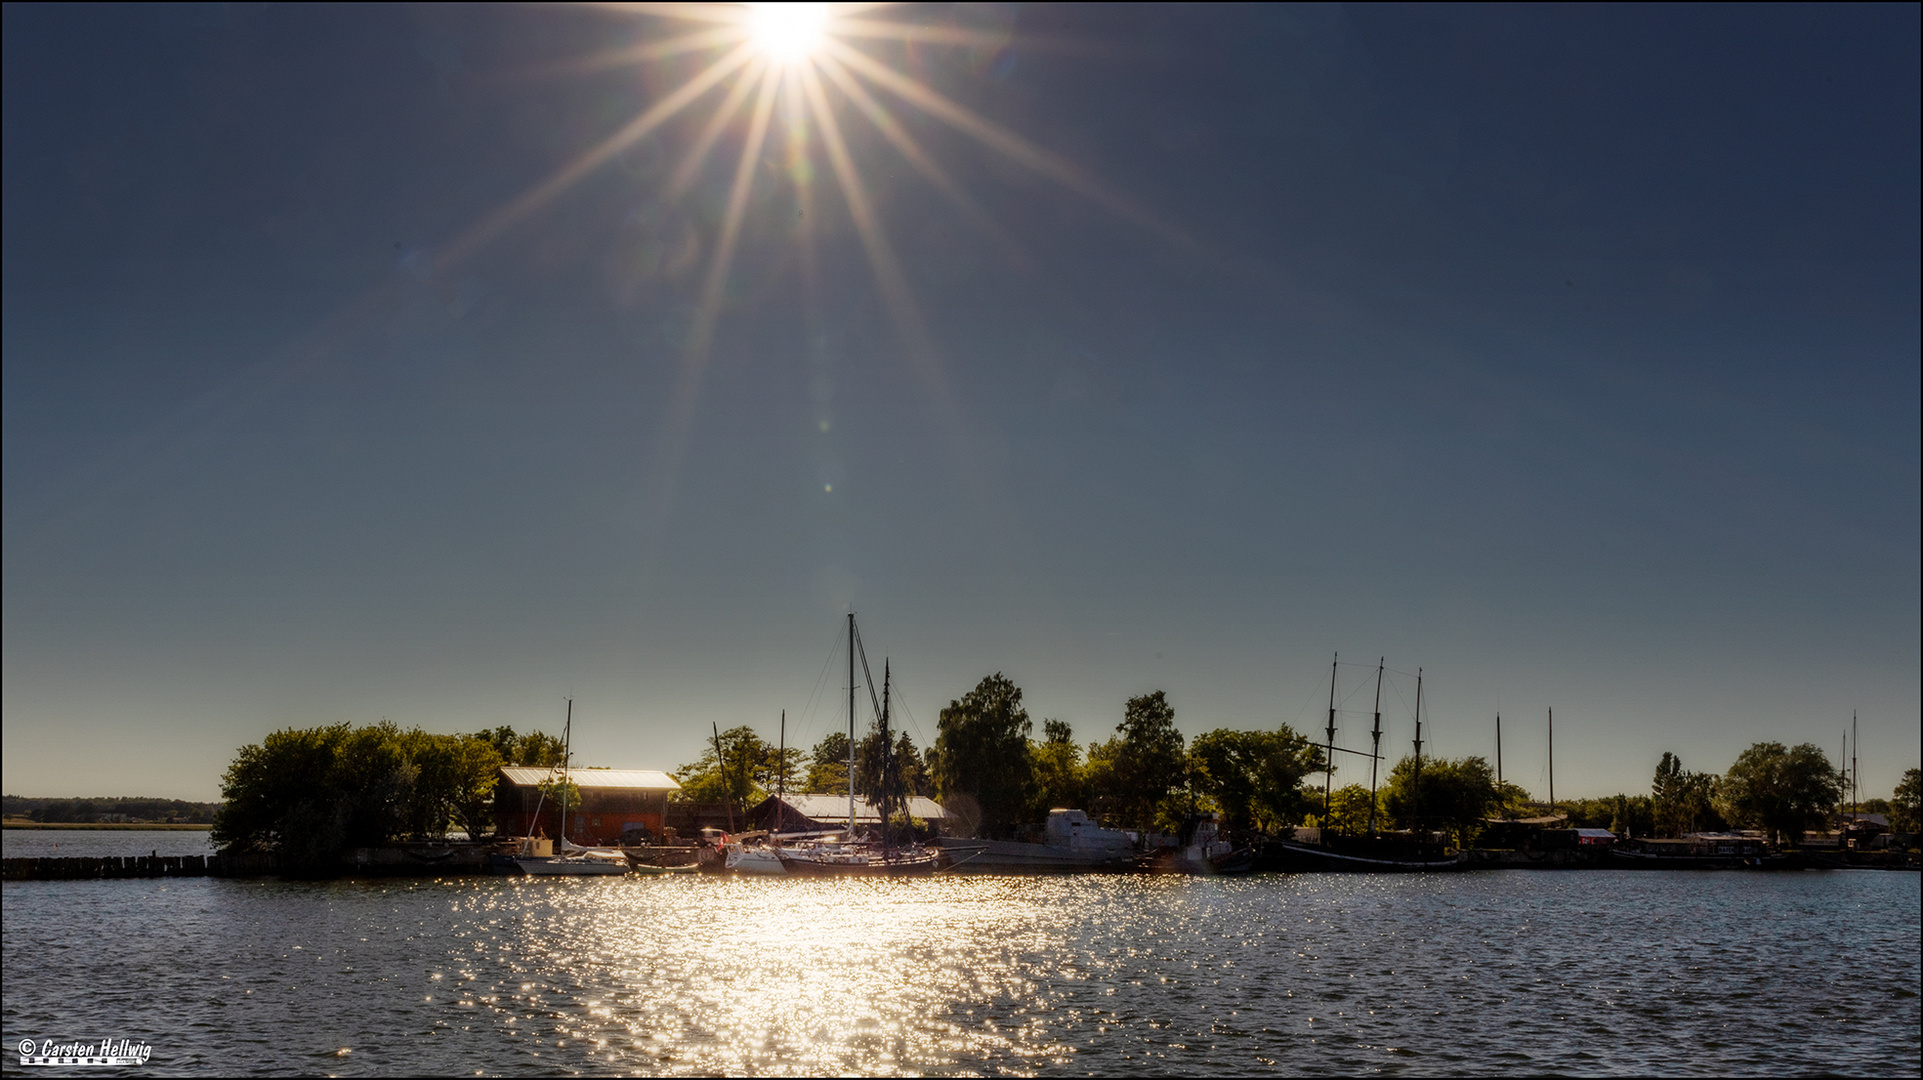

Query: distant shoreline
[1,820,212,831]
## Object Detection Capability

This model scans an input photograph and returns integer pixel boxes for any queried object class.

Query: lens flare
[749,3,830,63]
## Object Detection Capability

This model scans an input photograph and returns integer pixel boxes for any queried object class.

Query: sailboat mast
[880,660,893,855]
[1323,653,1338,820]
[1496,712,1503,786]
[1411,669,1424,835]
[561,697,572,845]
[1548,707,1555,810]
[713,721,735,833]
[1367,658,1384,835]
[1851,710,1859,819]
[777,709,786,834]
[848,612,857,837]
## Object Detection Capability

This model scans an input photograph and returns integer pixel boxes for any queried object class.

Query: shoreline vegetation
[7,675,1918,872]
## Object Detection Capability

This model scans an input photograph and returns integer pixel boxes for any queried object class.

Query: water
[3,870,1917,1076]
[3,829,215,859]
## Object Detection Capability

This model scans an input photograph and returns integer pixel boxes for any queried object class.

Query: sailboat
[775,614,947,876]
[514,699,629,877]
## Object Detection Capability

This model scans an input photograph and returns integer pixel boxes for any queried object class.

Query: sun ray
[506,25,745,81]
[801,59,1022,562]
[797,63,948,400]
[824,39,1192,248]
[814,52,1037,276]
[587,3,749,26]
[643,61,783,547]
[685,63,783,363]
[830,18,1029,49]
[665,56,766,202]
[435,40,758,273]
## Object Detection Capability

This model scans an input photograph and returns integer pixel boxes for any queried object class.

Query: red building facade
[493,767,679,846]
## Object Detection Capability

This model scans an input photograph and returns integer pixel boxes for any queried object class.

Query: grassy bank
[2,818,212,830]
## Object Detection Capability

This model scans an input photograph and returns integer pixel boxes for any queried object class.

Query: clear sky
[4,4,1917,804]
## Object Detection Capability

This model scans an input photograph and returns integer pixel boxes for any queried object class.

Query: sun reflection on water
[450,875,1142,1074]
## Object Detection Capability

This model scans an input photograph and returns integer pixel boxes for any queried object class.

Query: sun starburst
[431,3,1183,523]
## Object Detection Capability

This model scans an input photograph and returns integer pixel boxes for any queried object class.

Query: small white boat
[724,846,787,874]
[516,852,629,876]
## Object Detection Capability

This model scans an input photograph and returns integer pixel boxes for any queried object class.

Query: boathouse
[493,767,680,846]
[747,793,952,832]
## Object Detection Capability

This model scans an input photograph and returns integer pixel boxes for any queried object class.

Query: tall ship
[1257,655,1461,873]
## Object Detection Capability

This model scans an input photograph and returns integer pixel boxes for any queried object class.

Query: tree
[1713,742,1842,845]
[1187,725,1322,834]
[471,726,565,768]
[804,731,850,794]
[1562,794,1654,836]
[408,732,503,840]
[854,729,933,804]
[1306,783,1380,836]
[1652,752,1721,837]
[1381,755,1504,848]
[928,673,1036,835]
[1086,691,1187,834]
[1030,719,1086,817]
[673,726,775,808]
[1890,768,1920,839]
[214,722,415,869]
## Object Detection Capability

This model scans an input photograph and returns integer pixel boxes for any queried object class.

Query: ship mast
[713,720,735,834]
[560,697,572,845]
[1367,658,1385,835]
[879,660,893,858]
[1323,653,1338,821]
[1548,707,1555,811]
[848,612,857,838]
[1411,669,1424,836]
[776,709,786,835]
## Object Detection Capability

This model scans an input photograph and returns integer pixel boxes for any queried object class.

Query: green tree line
[212,722,563,868]
[3,795,220,824]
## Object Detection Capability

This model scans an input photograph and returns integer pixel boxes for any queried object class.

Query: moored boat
[937,809,1137,874]
[512,701,631,877]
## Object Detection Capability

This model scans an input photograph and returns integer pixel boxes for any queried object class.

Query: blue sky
[4,4,1917,802]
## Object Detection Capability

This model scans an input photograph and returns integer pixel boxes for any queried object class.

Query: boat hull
[1257,839,1461,873]
[514,856,629,876]
[775,853,945,876]
[1606,849,1799,871]
[725,848,788,875]
[936,837,1135,874]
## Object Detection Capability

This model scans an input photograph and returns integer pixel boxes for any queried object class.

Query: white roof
[499,767,680,791]
[762,793,949,822]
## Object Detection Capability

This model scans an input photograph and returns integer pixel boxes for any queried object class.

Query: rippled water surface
[4,870,1917,1075]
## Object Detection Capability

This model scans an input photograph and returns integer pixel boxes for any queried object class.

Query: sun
[748,2,831,64]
